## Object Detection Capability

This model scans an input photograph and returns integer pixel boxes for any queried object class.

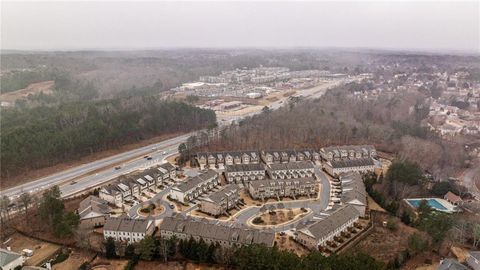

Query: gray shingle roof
[330,158,374,169]
[160,216,275,247]
[104,217,152,233]
[199,184,239,204]
[225,163,265,172]
[78,195,110,219]
[173,169,218,193]
[0,248,22,267]
[249,177,316,190]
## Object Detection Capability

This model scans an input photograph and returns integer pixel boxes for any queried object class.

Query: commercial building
[77,195,111,229]
[160,216,275,248]
[248,177,317,200]
[323,158,376,176]
[296,205,360,250]
[224,163,266,184]
[266,161,314,179]
[103,217,155,243]
[169,170,219,204]
[198,185,241,216]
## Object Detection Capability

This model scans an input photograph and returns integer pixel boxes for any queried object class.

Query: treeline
[105,236,384,270]
[199,84,466,178]
[0,68,54,93]
[1,98,216,178]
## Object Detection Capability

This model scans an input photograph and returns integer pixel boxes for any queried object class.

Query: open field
[2,232,60,266]
[0,80,54,103]
[53,249,96,270]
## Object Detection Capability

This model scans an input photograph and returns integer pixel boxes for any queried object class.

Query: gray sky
[1,1,479,52]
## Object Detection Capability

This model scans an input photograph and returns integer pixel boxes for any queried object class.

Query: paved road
[1,133,192,199]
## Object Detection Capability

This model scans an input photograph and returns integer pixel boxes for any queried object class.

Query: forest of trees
[198,83,467,179]
[0,68,55,93]
[1,98,216,179]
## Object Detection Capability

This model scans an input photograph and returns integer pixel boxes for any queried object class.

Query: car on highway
[147,157,153,160]
[114,166,121,170]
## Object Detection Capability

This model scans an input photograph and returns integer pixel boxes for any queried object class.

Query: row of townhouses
[319,145,377,161]
[169,170,219,204]
[296,204,361,250]
[196,151,260,168]
[295,172,368,250]
[198,184,241,216]
[260,150,321,164]
[224,163,266,184]
[104,217,155,243]
[266,161,315,179]
[159,216,275,248]
[99,163,176,206]
[248,177,317,200]
[77,195,111,229]
[323,158,376,176]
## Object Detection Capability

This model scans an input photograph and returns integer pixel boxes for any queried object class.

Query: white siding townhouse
[169,170,219,204]
[266,161,315,179]
[104,217,155,243]
[224,163,266,184]
[323,158,376,177]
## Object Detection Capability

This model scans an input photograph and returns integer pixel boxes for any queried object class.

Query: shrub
[252,217,264,224]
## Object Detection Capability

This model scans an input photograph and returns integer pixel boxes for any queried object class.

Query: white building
[0,249,24,270]
[169,170,219,204]
[103,217,155,243]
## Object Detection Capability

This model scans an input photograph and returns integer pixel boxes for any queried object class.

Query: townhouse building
[99,185,124,206]
[196,151,260,169]
[260,150,321,164]
[160,216,275,248]
[266,161,315,179]
[296,204,360,250]
[169,170,219,204]
[224,163,266,184]
[198,185,241,216]
[339,172,368,217]
[104,217,155,243]
[319,145,377,162]
[323,158,376,177]
[248,177,317,200]
[77,195,111,229]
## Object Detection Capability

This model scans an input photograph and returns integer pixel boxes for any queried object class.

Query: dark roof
[199,185,240,204]
[104,217,153,233]
[249,177,316,190]
[160,216,275,247]
[173,170,218,193]
[330,158,375,169]
[78,195,110,219]
[225,163,265,172]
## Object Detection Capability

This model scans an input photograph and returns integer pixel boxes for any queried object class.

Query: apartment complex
[248,177,317,200]
[160,216,275,248]
[198,185,241,216]
[266,161,315,179]
[319,145,377,161]
[104,217,155,243]
[169,170,219,204]
[338,172,368,217]
[296,204,360,250]
[77,195,111,229]
[224,163,266,184]
[323,158,376,176]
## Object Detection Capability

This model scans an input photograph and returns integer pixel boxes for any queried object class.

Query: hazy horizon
[2,1,479,53]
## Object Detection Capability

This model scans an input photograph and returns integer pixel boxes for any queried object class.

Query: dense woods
[1,98,216,178]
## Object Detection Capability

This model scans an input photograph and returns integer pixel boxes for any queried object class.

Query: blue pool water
[406,199,448,211]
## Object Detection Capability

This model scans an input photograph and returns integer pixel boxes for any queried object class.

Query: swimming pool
[406,199,448,211]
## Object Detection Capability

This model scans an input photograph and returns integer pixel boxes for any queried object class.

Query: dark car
[115,166,121,170]
[147,157,153,160]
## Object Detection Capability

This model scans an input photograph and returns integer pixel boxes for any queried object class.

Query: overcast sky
[1,1,479,52]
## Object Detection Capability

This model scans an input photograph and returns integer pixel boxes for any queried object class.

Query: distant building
[198,185,241,216]
[220,101,242,110]
[169,170,219,204]
[103,217,155,243]
[0,248,24,270]
[319,145,377,161]
[160,216,275,248]
[248,177,317,200]
[224,163,266,184]
[77,195,110,228]
[260,150,320,164]
[296,205,360,250]
[323,158,376,176]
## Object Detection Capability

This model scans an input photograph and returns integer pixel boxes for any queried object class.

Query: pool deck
[404,198,457,213]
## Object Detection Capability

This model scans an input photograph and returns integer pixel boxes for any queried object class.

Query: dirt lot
[2,132,183,190]
[0,80,54,103]
[2,233,60,266]
[53,249,96,270]
[275,233,309,257]
[90,258,129,270]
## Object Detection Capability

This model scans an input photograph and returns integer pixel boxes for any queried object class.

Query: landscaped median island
[137,202,165,217]
[249,207,311,227]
